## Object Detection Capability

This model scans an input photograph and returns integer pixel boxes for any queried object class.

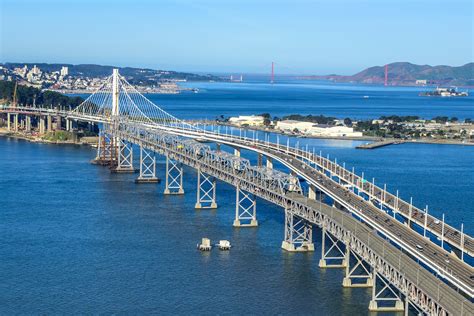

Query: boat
[419,87,468,97]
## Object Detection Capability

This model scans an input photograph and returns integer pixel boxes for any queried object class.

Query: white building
[276,120,314,132]
[60,66,69,77]
[229,115,265,126]
[276,120,362,137]
[307,124,362,137]
[32,65,41,75]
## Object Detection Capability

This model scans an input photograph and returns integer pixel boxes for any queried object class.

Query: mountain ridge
[303,62,474,86]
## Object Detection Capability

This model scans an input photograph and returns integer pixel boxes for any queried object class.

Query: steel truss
[113,139,134,172]
[342,248,373,287]
[281,209,314,252]
[233,185,257,227]
[136,145,159,183]
[92,130,116,165]
[195,168,217,209]
[111,123,469,315]
[164,154,184,194]
[319,225,347,268]
[369,270,404,312]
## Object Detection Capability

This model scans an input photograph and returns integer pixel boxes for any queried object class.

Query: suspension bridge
[1,69,473,315]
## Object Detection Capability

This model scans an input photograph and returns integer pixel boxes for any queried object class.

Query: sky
[0,0,473,75]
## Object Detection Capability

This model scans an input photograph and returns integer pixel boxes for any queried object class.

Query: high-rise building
[32,65,40,75]
[60,66,69,77]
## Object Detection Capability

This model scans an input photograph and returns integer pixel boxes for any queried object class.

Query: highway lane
[264,146,474,294]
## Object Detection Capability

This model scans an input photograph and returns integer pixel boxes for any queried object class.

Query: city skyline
[1,0,473,75]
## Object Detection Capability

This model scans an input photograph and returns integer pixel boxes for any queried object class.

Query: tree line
[0,80,83,108]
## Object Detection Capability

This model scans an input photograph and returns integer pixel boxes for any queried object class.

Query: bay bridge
[1,70,473,315]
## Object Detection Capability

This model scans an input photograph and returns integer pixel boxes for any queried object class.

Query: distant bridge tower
[384,64,388,86]
[271,61,275,84]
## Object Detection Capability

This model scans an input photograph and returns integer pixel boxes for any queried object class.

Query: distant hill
[302,62,474,86]
[1,62,222,83]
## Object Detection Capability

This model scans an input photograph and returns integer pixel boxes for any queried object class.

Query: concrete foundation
[233,219,258,227]
[318,259,347,268]
[368,300,404,312]
[195,201,218,209]
[281,241,314,252]
[342,277,373,288]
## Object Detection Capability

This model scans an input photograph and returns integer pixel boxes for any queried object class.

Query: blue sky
[1,0,472,74]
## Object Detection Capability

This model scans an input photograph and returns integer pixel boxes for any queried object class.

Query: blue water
[2,81,473,314]
[148,81,473,120]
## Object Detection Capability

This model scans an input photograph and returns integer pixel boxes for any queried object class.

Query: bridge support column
[14,114,18,132]
[47,115,52,132]
[234,148,240,156]
[113,139,134,173]
[39,116,45,134]
[135,146,159,183]
[92,131,116,165]
[164,155,184,194]
[56,116,62,130]
[233,185,258,227]
[318,226,347,268]
[308,184,316,200]
[266,156,273,169]
[26,116,31,132]
[281,209,314,252]
[368,270,404,312]
[342,247,373,287]
[195,168,217,209]
[7,113,11,131]
[66,119,71,131]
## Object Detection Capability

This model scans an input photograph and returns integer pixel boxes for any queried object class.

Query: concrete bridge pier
[308,184,317,200]
[135,145,159,183]
[56,116,62,130]
[66,119,71,131]
[7,113,11,131]
[47,115,52,133]
[25,116,31,132]
[342,247,373,287]
[163,154,184,194]
[266,156,273,169]
[233,185,258,227]
[92,131,116,165]
[318,226,347,268]
[195,168,217,209]
[234,148,240,156]
[14,114,18,132]
[281,208,314,252]
[368,270,404,312]
[39,116,46,134]
[112,139,135,173]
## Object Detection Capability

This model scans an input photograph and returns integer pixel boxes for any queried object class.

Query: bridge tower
[110,69,134,173]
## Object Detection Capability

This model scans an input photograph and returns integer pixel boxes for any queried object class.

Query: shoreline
[1,126,472,149]
[0,129,96,146]
[206,121,474,148]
